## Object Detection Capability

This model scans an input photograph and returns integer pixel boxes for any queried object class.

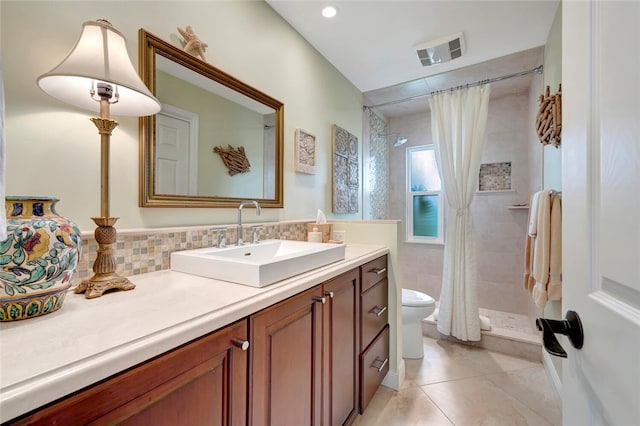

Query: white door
[155,104,199,195]
[562,1,640,424]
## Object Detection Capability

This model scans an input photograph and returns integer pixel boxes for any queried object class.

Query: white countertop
[0,243,387,422]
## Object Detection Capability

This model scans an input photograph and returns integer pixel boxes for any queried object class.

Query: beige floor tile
[354,386,453,426]
[484,368,561,426]
[403,338,540,388]
[421,376,554,426]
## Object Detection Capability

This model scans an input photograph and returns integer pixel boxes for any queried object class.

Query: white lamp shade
[37,20,161,117]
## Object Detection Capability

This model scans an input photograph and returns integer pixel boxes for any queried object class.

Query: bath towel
[527,191,541,236]
[523,190,562,307]
[0,53,6,241]
[532,193,562,306]
[523,191,544,293]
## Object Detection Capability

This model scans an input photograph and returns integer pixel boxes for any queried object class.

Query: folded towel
[528,191,541,236]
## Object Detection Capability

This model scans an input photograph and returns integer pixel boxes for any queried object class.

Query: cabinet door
[9,320,249,426]
[323,269,359,426]
[250,286,324,426]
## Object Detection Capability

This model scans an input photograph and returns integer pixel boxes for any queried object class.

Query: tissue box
[306,223,333,243]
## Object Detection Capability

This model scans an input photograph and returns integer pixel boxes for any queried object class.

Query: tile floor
[354,336,561,426]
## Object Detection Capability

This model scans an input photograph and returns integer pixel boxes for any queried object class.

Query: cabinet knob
[324,291,334,299]
[312,296,326,304]
[369,267,387,275]
[231,338,250,351]
[369,305,387,317]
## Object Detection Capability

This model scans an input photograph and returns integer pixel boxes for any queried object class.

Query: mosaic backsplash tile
[74,221,310,282]
[479,162,512,191]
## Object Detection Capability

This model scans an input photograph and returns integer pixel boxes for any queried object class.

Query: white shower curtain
[429,84,491,341]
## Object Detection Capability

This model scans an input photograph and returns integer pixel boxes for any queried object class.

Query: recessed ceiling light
[322,5,337,18]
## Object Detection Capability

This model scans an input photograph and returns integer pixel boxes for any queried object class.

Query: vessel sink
[170,239,346,287]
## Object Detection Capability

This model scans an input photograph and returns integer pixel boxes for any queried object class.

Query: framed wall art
[294,128,316,174]
[331,124,359,213]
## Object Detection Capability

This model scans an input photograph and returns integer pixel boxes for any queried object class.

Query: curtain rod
[364,64,543,110]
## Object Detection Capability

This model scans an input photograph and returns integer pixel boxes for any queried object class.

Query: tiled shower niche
[478,162,512,191]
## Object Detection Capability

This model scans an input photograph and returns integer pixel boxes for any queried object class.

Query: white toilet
[402,288,436,359]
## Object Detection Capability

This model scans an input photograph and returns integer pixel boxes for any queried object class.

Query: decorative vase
[0,197,82,321]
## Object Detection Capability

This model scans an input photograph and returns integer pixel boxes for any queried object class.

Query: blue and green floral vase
[0,197,82,321]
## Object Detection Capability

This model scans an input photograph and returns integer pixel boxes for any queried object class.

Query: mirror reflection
[139,29,283,208]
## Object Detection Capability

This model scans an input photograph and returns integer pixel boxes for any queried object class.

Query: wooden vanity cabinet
[249,285,324,426]
[249,268,360,426]
[8,319,249,426]
[323,268,360,426]
[6,255,389,426]
[359,255,389,413]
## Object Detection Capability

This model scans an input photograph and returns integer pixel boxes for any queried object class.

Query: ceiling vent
[415,32,465,66]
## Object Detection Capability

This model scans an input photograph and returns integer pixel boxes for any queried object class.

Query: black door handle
[536,310,584,358]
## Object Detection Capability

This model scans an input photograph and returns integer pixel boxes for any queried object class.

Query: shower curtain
[429,84,491,341]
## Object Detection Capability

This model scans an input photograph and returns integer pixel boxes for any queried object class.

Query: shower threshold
[422,307,542,362]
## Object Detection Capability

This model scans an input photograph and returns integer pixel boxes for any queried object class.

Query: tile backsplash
[74,221,310,282]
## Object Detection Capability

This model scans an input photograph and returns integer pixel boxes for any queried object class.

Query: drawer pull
[312,296,326,304]
[371,357,389,372]
[369,305,387,317]
[231,339,250,351]
[324,291,334,299]
[369,267,387,275]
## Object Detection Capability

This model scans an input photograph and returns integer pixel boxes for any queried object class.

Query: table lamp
[37,19,161,298]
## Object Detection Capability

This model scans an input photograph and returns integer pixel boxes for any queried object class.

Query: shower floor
[422,307,542,362]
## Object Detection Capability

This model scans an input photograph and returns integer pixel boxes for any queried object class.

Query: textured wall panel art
[478,161,512,191]
[332,124,359,213]
[294,128,316,174]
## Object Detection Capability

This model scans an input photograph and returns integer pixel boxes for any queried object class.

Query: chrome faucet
[210,227,227,248]
[237,200,261,245]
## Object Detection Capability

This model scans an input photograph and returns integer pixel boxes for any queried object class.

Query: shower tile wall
[388,92,533,315]
[366,109,389,219]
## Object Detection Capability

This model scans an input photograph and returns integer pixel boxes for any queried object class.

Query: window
[406,145,444,244]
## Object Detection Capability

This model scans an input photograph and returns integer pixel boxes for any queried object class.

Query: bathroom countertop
[0,243,388,423]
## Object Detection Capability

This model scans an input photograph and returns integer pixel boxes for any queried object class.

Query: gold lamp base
[74,216,135,299]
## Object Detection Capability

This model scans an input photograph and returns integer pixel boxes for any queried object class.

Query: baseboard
[542,350,562,397]
[381,359,405,391]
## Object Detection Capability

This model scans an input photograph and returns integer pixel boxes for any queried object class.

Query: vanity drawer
[361,255,388,293]
[359,325,389,413]
[360,278,388,351]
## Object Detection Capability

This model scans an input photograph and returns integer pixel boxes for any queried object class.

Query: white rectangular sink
[170,240,346,287]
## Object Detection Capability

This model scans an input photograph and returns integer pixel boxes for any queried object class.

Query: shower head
[393,136,408,147]
[378,132,408,147]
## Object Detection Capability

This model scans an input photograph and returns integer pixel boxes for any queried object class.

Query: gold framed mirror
[138,29,284,208]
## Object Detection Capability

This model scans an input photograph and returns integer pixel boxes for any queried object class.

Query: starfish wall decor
[177,25,208,61]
